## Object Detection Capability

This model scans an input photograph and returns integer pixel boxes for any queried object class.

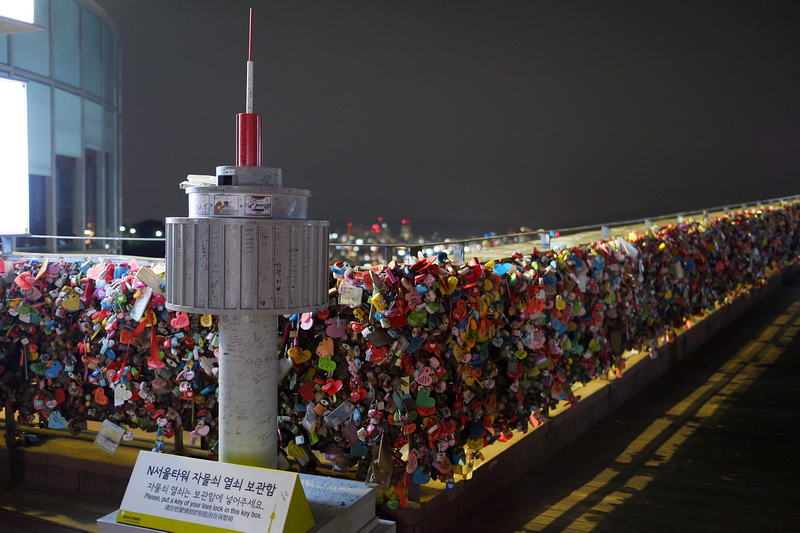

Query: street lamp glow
[155,230,163,237]
[129,228,137,235]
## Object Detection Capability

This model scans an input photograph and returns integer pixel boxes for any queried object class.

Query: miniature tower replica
[165,10,329,469]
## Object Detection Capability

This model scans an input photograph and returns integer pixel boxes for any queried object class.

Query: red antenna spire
[237,7,261,166]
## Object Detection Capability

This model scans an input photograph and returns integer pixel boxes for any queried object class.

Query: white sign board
[118,451,314,533]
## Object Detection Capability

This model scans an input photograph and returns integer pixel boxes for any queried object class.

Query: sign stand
[108,451,313,533]
[98,453,393,533]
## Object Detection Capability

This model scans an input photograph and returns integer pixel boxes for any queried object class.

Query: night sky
[97,1,800,238]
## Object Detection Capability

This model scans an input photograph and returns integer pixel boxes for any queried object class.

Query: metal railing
[326,193,800,265]
[1,193,798,454]
[3,193,799,265]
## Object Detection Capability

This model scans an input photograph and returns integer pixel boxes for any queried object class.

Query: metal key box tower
[165,165,329,468]
[165,10,329,469]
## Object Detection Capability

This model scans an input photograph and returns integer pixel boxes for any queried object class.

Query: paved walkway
[450,275,800,532]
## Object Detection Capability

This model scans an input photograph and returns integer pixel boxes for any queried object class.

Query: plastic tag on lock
[302,405,318,433]
[135,265,164,296]
[338,285,363,307]
[324,401,355,427]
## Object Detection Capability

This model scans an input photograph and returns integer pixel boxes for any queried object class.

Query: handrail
[20,235,166,242]
[6,195,800,470]
[330,193,800,251]
[3,193,799,259]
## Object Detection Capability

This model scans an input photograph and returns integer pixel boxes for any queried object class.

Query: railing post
[3,399,23,483]
[452,243,464,262]
[173,426,184,454]
[3,400,15,449]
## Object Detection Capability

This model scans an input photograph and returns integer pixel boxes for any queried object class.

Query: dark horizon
[98,1,800,234]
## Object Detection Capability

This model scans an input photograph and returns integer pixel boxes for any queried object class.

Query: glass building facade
[0,0,120,253]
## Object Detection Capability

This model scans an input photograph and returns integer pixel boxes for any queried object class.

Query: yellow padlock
[371,292,387,312]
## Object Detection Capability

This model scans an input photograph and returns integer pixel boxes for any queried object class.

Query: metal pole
[217,314,278,468]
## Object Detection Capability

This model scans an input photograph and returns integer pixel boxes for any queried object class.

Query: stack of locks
[0,259,220,451]
[1,202,798,508]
